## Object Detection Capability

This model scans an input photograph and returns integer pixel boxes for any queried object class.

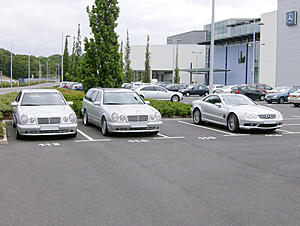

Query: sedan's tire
[294,103,300,107]
[278,97,285,104]
[259,95,265,101]
[227,114,239,132]
[171,95,179,103]
[16,128,22,140]
[12,115,16,128]
[185,92,190,97]
[193,109,202,125]
[101,117,110,136]
[83,110,89,126]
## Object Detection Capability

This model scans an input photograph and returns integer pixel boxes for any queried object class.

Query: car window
[95,91,102,102]
[265,85,272,90]
[92,92,99,102]
[248,86,257,92]
[240,86,248,92]
[155,86,166,92]
[203,95,221,104]
[141,86,155,91]
[257,85,264,89]
[103,92,144,105]
[85,89,93,101]
[21,92,66,106]
[198,86,203,90]
[15,92,22,102]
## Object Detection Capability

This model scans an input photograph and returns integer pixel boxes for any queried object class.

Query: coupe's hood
[103,104,158,115]
[19,105,74,117]
[231,105,280,114]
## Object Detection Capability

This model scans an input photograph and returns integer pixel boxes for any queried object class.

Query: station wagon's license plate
[40,125,59,131]
[130,122,148,128]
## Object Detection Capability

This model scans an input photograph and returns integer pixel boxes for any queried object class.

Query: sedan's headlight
[111,112,119,122]
[20,115,28,125]
[155,112,162,121]
[150,114,155,121]
[244,112,258,119]
[119,115,126,122]
[69,113,77,123]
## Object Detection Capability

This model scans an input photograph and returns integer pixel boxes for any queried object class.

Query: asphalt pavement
[1,102,300,225]
[0,82,59,94]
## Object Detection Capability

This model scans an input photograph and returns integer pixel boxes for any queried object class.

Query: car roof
[21,89,60,93]
[90,88,135,93]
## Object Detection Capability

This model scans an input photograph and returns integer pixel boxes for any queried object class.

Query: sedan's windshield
[21,92,66,106]
[103,92,144,105]
[273,87,291,93]
[222,95,256,106]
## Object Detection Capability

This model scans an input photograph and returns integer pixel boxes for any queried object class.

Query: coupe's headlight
[111,112,119,121]
[69,113,77,123]
[244,112,258,119]
[20,115,28,124]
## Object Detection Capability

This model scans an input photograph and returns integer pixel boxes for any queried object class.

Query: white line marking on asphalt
[157,133,169,138]
[177,120,249,136]
[128,140,149,143]
[155,133,185,139]
[265,134,282,137]
[198,136,216,140]
[277,129,295,134]
[75,139,111,143]
[52,143,60,146]
[39,144,45,147]
[77,129,94,141]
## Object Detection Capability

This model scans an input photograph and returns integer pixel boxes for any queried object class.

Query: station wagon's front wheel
[101,118,109,136]
[227,114,239,132]
[193,109,202,125]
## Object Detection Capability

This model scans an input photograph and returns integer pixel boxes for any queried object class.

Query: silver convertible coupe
[191,94,283,132]
[81,88,162,135]
[11,89,77,139]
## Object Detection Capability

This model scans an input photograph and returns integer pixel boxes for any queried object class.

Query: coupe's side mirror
[215,103,222,108]
[11,102,18,107]
[66,101,73,106]
[94,101,101,106]
[144,101,150,105]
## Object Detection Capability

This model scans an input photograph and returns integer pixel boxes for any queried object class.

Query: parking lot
[1,100,300,225]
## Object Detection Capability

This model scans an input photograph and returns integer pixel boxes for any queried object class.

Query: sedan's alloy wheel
[101,118,109,136]
[83,111,89,126]
[278,97,285,104]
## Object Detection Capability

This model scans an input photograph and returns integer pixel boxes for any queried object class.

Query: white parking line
[77,129,94,141]
[154,133,185,140]
[75,139,111,143]
[177,120,249,136]
[277,129,295,134]
[283,123,300,126]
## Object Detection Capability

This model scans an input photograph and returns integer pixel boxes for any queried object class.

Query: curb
[0,122,8,145]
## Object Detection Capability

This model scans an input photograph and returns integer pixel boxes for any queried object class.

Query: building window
[238,51,246,64]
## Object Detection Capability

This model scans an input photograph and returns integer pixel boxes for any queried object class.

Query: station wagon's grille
[258,114,276,119]
[127,115,148,122]
[37,117,61,124]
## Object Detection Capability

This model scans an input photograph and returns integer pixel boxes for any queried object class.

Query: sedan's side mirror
[215,103,222,108]
[66,101,73,106]
[94,101,101,106]
[11,101,18,107]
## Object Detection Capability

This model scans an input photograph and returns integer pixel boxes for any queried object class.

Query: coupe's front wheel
[101,117,109,136]
[171,95,179,103]
[193,109,202,125]
[227,114,239,132]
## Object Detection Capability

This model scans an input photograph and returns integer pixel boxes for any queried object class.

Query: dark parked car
[250,83,273,93]
[179,85,209,96]
[231,85,266,101]
[265,86,300,104]
[165,84,188,92]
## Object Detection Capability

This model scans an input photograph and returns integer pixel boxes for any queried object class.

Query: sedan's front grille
[258,114,276,119]
[37,117,61,124]
[127,115,148,122]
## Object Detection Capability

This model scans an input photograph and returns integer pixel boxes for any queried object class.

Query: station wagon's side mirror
[11,101,18,107]
[93,101,101,106]
[215,103,222,108]
[144,101,150,105]
[66,101,73,106]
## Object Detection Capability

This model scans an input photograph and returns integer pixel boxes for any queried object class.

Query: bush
[0,92,18,120]
[146,99,191,118]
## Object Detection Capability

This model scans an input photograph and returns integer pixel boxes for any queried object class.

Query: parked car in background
[191,94,283,132]
[214,85,236,94]
[212,84,225,93]
[266,86,300,104]
[135,85,183,102]
[288,90,300,107]
[250,83,273,93]
[179,84,209,97]
[165,84,188,92]
[11,89,77,139]
[70,82,83,91]
[81,88,162,135]
[231,85,266,101]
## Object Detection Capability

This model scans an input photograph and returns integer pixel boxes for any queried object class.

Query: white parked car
[81,88,162,135]
[191,94,283,132]
[11,89,77,139]
[135,85,183,102]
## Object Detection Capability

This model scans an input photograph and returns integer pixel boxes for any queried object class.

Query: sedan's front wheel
[259,95,265,101]
[101,117,109,136]
[83,110,89,126]
[227,114,239,132]
[193,109,202,125]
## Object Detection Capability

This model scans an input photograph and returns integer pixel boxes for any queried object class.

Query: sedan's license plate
[40,125,59,131]
[130,122,148,128]
[264,121,276,124]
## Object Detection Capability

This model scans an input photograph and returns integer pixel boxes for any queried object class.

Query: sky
[0,0,277,57]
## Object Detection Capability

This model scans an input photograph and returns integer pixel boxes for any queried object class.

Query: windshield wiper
[21,104,40,106]
[104,103,120,105]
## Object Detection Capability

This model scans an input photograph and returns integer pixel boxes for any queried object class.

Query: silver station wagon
[11,89,77,139]
[81,88,162,135]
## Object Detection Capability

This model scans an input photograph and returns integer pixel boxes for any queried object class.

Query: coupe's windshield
[21,92,66,106]
[221,95,256,106]
[103,92,144,105]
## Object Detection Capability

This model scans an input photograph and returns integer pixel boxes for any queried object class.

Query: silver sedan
[81,88,162,135]
[135,85,183,102]
[191,94,283,132]
[11,89,77,139]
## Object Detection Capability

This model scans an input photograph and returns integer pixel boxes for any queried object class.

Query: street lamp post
[209,0,215,94]
[192,51,202,84]
[172,39,181,84]
[28,54,30,86]
[61,33,70,84]
[39,57,41,84]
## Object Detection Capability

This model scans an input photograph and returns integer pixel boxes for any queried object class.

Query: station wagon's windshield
[222,95,256,106]
[103,92,144,105]
[21,92,66,106]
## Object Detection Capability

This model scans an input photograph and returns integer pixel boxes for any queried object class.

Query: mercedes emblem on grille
[266,115,271,119]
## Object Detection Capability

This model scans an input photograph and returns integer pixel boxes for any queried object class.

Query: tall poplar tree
[79,0,122,91]
[63,36,69,76]
[124,29,133,83]
[143,35,151,83]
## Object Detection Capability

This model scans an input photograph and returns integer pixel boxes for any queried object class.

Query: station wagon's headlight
[244,112,257,119]
[119,115,126,122]
[150,114,155,121]
[20,115,28,124]
[111,112,119,121]
[69,113,77,123]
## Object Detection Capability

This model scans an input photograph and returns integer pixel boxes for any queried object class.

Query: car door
[248,86,261,100]
[201,95,226,123]
[190,85,198,95]
[12,91,22,124]
[90,91,103,127]
[155,86,168,100]
[138,86,157,99]
[84,89,97,123]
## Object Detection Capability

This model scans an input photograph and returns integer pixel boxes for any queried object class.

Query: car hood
[229,104,280,115]
[19,105,74,117]
[103,104,158,115]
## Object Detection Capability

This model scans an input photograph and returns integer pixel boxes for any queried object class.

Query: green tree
[74,24,82,77]
[120,41,124,76]
[142,35,151,83]
[79,0,123,92]
[63,36,70,76]
[124,29,133,83]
